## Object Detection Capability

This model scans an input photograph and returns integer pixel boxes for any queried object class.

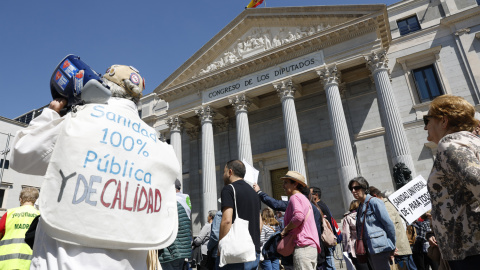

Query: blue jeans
[260,258,280,270]
[395,255,417,270]
[322,247,336,270]
[218,251,260,270]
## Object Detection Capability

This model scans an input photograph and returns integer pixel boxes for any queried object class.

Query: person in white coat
[11,64,180,270]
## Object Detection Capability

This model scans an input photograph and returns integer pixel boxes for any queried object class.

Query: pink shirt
[284,193,320,252]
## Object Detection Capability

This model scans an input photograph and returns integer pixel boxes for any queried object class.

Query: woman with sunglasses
[423,95,480,269]
[348,177,395,270]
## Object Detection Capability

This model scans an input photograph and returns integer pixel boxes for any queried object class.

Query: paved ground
[332,244,348,270]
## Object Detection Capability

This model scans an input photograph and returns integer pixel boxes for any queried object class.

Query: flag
[247,0,264,8]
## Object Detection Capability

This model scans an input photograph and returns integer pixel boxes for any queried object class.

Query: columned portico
[273,80,307,183]
[149,4,418,232]
[167,115,184,188]
[195,106,218,223]
[229,94,254,166]
[317,65,356,208]
[366,51,416,176]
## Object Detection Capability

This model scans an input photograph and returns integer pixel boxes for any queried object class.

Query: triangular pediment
[156,5,389,96]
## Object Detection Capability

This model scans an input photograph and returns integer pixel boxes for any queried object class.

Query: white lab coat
[12,98,148,270]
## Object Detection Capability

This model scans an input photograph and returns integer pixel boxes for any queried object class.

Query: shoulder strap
[229,184,239,218]
[359,197,373,239]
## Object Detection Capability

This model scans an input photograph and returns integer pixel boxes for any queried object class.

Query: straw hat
[280,171,307,187]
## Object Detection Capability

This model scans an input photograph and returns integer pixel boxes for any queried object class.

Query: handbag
[318,208,337,247]
[355,197,373,264]
[218,184,257,267]
[277,206,312,257]
[277,231,296,257]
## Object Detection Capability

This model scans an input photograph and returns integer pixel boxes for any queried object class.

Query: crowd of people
[0,55,478,270]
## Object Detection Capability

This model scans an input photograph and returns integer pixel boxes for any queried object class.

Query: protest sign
[242,159,259,184]
[388,175,431,224]
[40,104,180,250]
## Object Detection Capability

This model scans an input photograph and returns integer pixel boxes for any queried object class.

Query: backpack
[319,208,337,247]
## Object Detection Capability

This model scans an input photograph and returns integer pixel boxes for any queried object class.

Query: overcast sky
[0,0,396,119]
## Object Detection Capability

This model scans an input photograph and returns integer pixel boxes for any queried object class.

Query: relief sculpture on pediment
[197,24,330,77]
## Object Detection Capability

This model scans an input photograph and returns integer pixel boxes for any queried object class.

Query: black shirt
[318,200,334,231]
[221,180,261,252]
[317,200,335,255]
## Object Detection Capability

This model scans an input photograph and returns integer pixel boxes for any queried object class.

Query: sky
[0,0,396,119]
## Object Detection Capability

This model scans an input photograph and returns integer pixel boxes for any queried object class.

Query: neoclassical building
[140,0,480,232]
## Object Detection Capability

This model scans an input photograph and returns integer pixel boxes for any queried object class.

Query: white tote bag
[218,184,257,267]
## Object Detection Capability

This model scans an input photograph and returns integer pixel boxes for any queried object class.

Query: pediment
[156,5,389,96]
[196,24,336,77]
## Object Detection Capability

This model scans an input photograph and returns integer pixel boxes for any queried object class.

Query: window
[0,183,11,210]
[413,65,444,102]
[0,189,4,208]
[396,46,450,118]
[397,16,421,35]
[0,159,9,170]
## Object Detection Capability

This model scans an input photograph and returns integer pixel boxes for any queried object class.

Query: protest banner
[39,104,180,250]
[388,175,431,224]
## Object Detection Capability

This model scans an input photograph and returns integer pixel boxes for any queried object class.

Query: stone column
[273,80,307,182]
[366,51,416,176]
[229,94,253,166]
[195,106,218,223]
[167,115,183,189]
[317,65,356,209]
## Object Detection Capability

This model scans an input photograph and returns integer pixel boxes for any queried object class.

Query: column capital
[273,79,296,101]
[228,94,251,114]
[316,65,341,88]
[365,50,390,74]
[195,106,216,124]
[166,115,183,133]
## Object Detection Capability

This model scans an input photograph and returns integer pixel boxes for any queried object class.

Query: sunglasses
[349,186,362,191]
[423,115,434,126]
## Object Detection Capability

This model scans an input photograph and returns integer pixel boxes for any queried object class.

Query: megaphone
[50,54,111,109]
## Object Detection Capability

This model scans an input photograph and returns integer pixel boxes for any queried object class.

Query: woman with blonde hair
[424,95,480,269]
[260,208,280,270]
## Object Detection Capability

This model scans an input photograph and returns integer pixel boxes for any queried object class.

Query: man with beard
[219,160,261,270]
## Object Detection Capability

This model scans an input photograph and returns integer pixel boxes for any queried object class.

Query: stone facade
[140,0,480,233]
